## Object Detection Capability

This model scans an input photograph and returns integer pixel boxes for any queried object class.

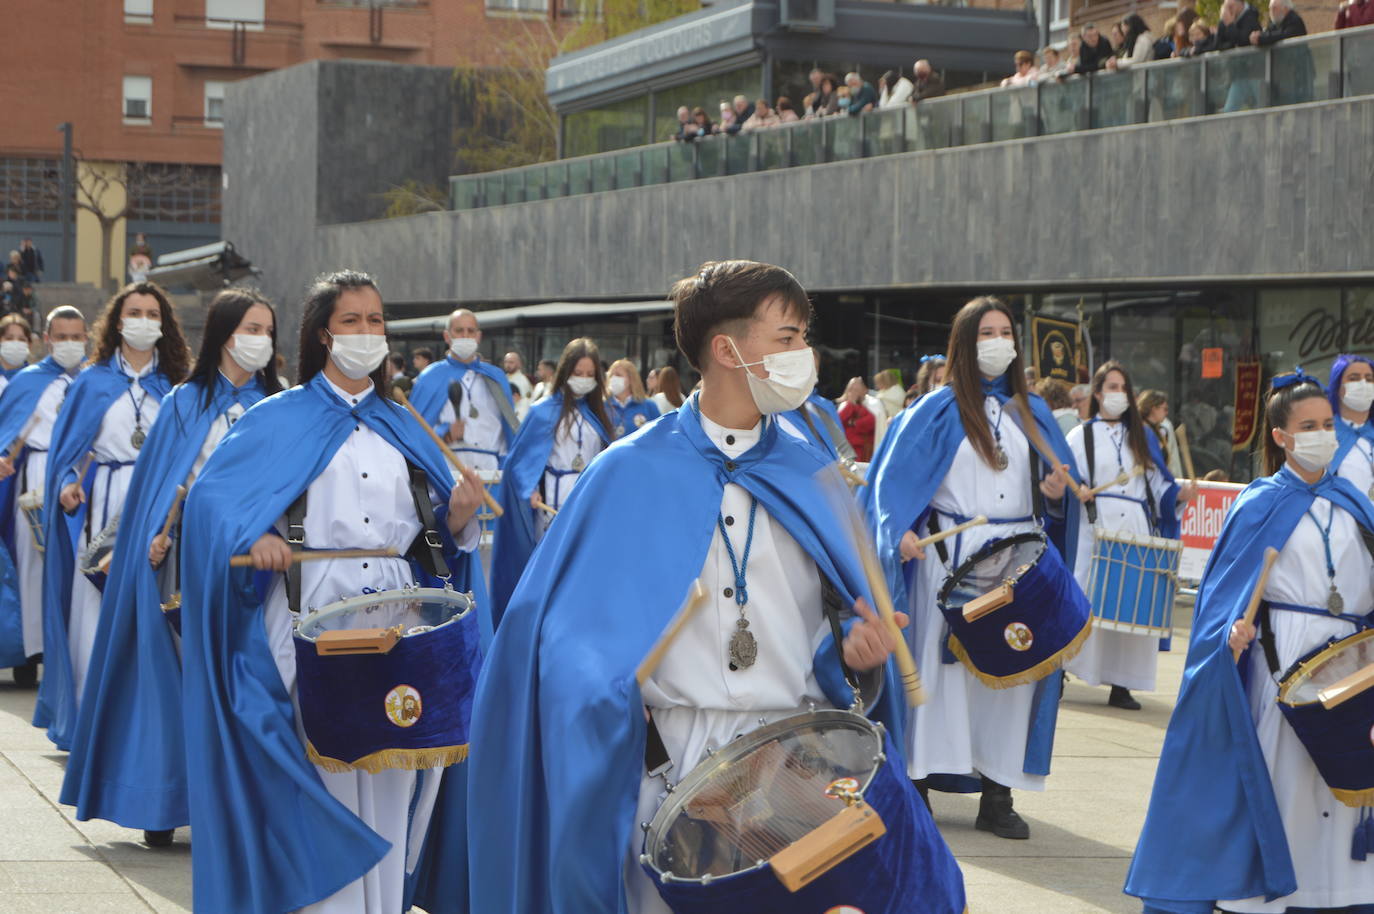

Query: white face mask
[121,316,163,352]
[976,337,1017,378]
[1343,379,1374,414]
[228,333,274,373]
[327,331,389,381]
[0,340,29,366]
[1100,390,1130,419]
[567,375,598,398]
[1284,428,1337,472]
[608,375,628,398]
[450,337,479,361]
[51,340,86,371]
[728,339,817,415]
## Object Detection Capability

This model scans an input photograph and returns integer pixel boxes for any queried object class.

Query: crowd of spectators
[2,239,42,323]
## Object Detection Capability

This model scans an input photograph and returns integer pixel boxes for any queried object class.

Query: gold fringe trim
[949,618,1093,690]
[306,741,469,774]
[1330,785,1374,808]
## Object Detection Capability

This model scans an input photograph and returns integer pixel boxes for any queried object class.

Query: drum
[17,491,43,553]
[1085,530,1181,637]
[936,532,1092,689]
[1277,628,1374,807]
[293,585,481,774]
[641,708,964,914]
[78,512,120,591]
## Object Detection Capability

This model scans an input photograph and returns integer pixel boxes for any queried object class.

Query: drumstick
[1317,662,1374,710]
[1176,424,1197,483]
[1084,464,1145,498]
[7,414,40,461]
[1006,396,1087,501]
[820,465,926,707]
[158,484,189,540]
[392,386,505,519]
[838,460,867,487]
[912,514,987,551]
[63,451,96,515]
[1233,547,1279,662]
[229,547,399,568]
[535,501,558,517]
[636,579,708,686]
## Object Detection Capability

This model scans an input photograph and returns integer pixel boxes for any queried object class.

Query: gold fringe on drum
[1330,785,1374,809]
[946,618,1093,690]
[305,741,470,775]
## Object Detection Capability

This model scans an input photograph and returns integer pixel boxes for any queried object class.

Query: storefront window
[649,66,763,142]
[563,95,650,158]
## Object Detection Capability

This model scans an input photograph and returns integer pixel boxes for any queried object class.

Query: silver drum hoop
[294,586,475,642]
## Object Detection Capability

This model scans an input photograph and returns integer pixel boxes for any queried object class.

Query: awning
[385,301,673,336]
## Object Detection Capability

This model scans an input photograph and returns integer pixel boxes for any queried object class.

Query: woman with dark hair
[34,281,189,752]
[177,269,486,914]
[688,106,713,138]
[0,313,33,392]
[59,288,282,849]
[1327,353,1374,500]
[1128,370,1374,913]
[1064,361,1195,711]
[489,337,611,619]
[651,364,685,413]
[1108,12,1155,68]
[862,295,1084,840]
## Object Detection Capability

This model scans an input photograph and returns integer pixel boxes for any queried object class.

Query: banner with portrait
[1031,316,1085,384]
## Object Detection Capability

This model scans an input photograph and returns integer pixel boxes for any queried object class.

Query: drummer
[488,337,611,624]
[1327,353,1374,501]
[1127,370,1374,913]
[34,283,188,751]
[468,259,966,913]
[0,305,89,687]
[1064,360,1196,711]
[59,289,283,849]
[605,357,660,439]
[862,295,1082,840]
[0,313,33,393]
[178,270,486,914]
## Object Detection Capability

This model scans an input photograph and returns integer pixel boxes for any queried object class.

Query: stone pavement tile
[115,863,192,914]
[0,892,155,913]
[1,860,129,893]
[0,809,94,862]
[4,748,69,798]
[961,857,1135,913]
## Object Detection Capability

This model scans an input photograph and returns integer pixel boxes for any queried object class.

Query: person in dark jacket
[844,72,878,115]
[912,59,946,102]
[1072,23,1116,73]
[18,240,43,283]
[1215,0,1262,50]
[1251,0,1307,44]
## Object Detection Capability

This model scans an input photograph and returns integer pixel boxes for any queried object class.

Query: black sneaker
[975,778,1030,839]
[143,829,175,848]
[11,657,38,688]
[1108,685,1142,710]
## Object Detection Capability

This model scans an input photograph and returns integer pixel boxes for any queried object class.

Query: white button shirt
[436,360,508,468]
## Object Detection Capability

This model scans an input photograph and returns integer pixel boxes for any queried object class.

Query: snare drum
[293,586,481,774]
[79,513,120,591]
[1086,530,1181,637]
[17,491,44,553]
[641,709,965,914]
[1277,628,1374,807]
[937,532,1092,689]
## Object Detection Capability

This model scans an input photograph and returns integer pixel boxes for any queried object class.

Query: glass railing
[451,25,1374,211]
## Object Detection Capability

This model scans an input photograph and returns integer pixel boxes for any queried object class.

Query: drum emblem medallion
[1004,622,1034,652]
[635,414,647,427]
[385,684,423,728]
[824,907,867,914]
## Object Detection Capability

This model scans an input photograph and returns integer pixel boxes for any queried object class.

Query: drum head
[1280,629,1374,706]
[644,710,882,881]
[938,532,1046,613]
[295,587,473,641]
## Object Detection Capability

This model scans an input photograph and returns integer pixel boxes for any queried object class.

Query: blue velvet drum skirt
[1277,628,1374,807]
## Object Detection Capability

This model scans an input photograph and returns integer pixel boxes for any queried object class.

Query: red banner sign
[1201,348,1224,379]
[1232,360,1263,451]
[1178,481,1246,582]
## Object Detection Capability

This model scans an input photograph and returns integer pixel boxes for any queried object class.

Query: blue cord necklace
[1305,501,1344,614]
[718,495,760,670]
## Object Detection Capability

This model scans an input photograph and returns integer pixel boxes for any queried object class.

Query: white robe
[1222,491,1374,912]
[436,361,509,475]
[1064,420,1183,692]
[67,354,161,703]
[535,406,603,539]
[263,377,475,914]
[14,372,72,658]
[624,413,834,914]
[905,395,1046,791]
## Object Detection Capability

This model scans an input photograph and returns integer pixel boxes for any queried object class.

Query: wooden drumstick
[392,387,504,519]
[1084,464,1145,498]
[159,485,189,540]
[1233,547,1279,662]
[7,414,40,461]
[912,515,987,551]
[63,451,96,515]
[1176,423,1197,483]
[1318,662,1374,710]
[229,547,399,568]
[535,501,558,517]
[636,579,708,686]
[838,460,867,487]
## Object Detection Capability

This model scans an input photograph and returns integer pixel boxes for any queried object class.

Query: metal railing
[450,24,1374,211]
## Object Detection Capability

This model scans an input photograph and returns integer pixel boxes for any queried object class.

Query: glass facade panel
[723,132,752,174]
[790,119,825,165]
[502,171,526,205]
[1271,39,1336,106]
[525,166,547,202]
[668,141,696,181]
[1145,60,1203,122]
[640,146,668,186]
[451,178,479,211]
[480,175,505,208]
[914,98,957,149]
[567,159,591,196]
[696,135,725,176]
[649,66,764,143]
[543,162,568,199]
[1345,27,1374,97]
[1205,48,1268,114]
[828,115,862,161]
[871,107,909,156]
[961,95,990,145]
[1039,77,1088,134]
[990,85,1038,141]
[563,95,650,159]
[615,151,642,190]
[756,128,790,169]
[1090,70,1139,128]
[591,156,616,192]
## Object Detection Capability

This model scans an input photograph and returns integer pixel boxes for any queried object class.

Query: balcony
[453,24,1374,210]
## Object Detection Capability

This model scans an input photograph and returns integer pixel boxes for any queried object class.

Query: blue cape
[410,354,517,444]
[179,372,485,914]
[33,359,173,749]
[784,390,845,459]
[0,357,68,667]
[468,393,956,913]
[1125,467,1374,913]
[59,374,268,829]
[605,395,659,439]
[859,379,1084,782]
[488,393,609,629]
[1081,417,1183,539]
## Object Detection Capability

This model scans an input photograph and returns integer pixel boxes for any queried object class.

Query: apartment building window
[123,75,152,124]
[205,81,226,126]
[0,158,61,222]
[206,0,265,29]
[486,0,550,14]
[124,0,153,24]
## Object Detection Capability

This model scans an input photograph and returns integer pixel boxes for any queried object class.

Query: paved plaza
[0,607,1192,913]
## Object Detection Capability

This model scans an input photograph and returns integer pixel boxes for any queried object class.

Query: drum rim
[937,530,1046,609]
[641,708,884,882]
[294,585,474,641]
[1090,529,1184,552]
[1277,627,1374,707]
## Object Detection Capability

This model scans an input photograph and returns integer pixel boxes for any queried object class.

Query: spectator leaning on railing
[878,69,914,107]
[1337,0,1374,27]
[1250,0,1307,44]
[844,72,877,115]
[776,97,800,123]
[672,106,692,141]
[1040,46,1067,80]
[1214,0,1262,50]
[1071,23,1116,73]
[911,59,946,102]
[1107,13,1155,69]
[742,98,781,131]
[1001,50,1041,87]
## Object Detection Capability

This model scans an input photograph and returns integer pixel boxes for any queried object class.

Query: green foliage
[380,180,448,218]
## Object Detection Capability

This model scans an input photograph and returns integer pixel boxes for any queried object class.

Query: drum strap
[285,491,308,615]
[1081,426,1100,525]
[1029,443,1046,521]
[1255,602,1282,676]
[405,463,450,580]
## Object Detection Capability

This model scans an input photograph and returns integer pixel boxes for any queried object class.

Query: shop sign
[1178,481,1245,582]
